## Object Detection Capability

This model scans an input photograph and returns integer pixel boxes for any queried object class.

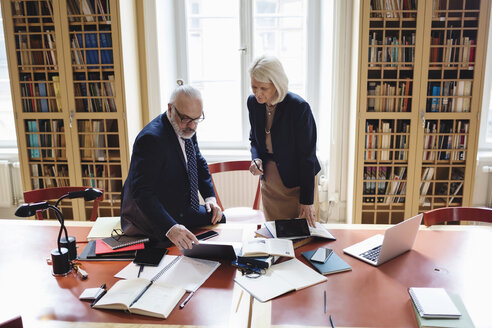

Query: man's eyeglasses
[172,105,205,124]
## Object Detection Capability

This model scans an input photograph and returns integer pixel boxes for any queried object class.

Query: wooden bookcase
[2,0,132,220]
[354,0,490,224]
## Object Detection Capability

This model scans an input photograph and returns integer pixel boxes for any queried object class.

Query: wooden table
[251,225,492,328]
[0,219,252,328]
[2,219,491,327]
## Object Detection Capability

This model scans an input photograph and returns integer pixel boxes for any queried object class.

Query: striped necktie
[183,138,200,211]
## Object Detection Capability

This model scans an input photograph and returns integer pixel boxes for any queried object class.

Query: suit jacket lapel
[162,113,187,170]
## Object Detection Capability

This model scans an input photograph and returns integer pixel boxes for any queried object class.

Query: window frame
[174,0,322,150]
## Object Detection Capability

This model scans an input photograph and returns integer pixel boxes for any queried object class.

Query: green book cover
[411,293,474,328]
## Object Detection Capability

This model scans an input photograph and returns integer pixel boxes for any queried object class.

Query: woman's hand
[249,159,264,175]
[299,204,317,227]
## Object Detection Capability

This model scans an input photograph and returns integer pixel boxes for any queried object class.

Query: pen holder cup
[51,247,71,276]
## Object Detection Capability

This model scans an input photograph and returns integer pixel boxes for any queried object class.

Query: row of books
[420,167,464,205]
[11,0,54,24]
[430,33,476,68]
[363,166,407,204]
[81,163,122,194]
[74,74,116,112]
[370,0,417,18]
[26,119,66,160]
[365,121,409,161]
[17,32,57,67]
[79,120,106,160]
[427,80,472,113]
[422,120,468,161]
[67,0,111,23]
[30,163,69,189]
[20,76,61,112]
[71,32,113,69]
[368,33,416,67]
[367,80,411,112]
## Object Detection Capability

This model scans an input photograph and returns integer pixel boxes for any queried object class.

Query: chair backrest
[423,207,492,227]
[207,161,261,211]
[0,315,23,328]
[23,187,104,221]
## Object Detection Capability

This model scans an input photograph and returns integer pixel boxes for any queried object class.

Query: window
[176,0,312,147]
[0,6,16,148]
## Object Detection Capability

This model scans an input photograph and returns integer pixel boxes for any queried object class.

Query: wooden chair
[423,207,492,227]
[23,187,104,221]
[208,161,265,223]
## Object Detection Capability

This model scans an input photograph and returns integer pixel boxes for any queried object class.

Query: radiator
[483,166,492,208]
[0,161,22,208]
[206,171,260,209]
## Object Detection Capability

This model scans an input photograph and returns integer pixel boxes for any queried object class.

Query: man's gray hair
[249,55,289,105]
[169,83,202,105]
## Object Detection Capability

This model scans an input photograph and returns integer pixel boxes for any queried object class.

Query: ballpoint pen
[91,284,107,307]
[324,290,327,314]
[253,159,263,173]
[179,291,195,309]
[329,314,335,328]
[138,264,144,278]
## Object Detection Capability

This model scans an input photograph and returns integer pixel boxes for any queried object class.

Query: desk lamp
[15,188,103,276]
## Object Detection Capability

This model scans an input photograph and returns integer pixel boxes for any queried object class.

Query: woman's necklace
[265,103,276,134]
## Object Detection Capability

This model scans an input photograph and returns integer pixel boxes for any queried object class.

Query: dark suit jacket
[248,92,321,205]
[120,113,215,241]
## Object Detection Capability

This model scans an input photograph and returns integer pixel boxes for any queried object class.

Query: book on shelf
[408,287,461,319]
[234,258,327,303]
[92,277,185,319]
[240,238,294,258]
[301,249,351,275]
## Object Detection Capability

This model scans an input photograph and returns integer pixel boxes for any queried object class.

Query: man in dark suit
[121,84,223,249]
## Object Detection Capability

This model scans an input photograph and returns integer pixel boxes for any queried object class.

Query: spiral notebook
[408,287,461,319]
[102,235,150,250]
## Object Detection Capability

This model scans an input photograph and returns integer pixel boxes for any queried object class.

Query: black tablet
[275,218,311,239]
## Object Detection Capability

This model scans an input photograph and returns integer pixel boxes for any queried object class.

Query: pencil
[324,290,327,313]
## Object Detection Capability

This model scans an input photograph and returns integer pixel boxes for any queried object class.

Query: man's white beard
[169,111,196,139]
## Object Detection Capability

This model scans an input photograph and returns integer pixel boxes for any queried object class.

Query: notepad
[408,287,461,319]
[301,249,351,275]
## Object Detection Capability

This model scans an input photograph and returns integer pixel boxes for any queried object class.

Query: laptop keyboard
[360,245,382,262]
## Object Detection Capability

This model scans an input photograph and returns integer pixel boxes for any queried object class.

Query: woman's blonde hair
[249,55,288,105]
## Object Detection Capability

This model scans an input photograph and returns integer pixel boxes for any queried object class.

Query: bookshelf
[354,0,490,224]
[2,0,133,220]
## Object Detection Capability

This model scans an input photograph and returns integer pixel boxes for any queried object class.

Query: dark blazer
[248,92,321,205]
[120,113,215,241]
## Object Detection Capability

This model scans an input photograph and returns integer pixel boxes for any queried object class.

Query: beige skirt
[261,160,319,221]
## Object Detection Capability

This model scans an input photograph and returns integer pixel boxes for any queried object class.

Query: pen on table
[324,290,326,314]
[137,264,144,278]
[91,284,107,307]
[179,291,195,309]
[329,314,335,328]
[253,159,263,173]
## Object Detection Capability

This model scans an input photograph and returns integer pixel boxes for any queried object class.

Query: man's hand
[249,159,263,175]
[205,200,223,224]
[299,204,317,227]
[166,224,199,250]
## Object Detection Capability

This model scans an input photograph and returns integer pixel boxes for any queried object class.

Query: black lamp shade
[15,202,49,217]
[67,188,103,201]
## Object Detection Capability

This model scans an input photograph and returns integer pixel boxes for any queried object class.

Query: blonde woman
[247,55,320,226]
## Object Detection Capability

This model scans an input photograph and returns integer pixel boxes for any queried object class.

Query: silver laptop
[343,214,422,266]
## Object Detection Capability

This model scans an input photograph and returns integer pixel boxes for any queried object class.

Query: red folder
[95,238,144,255]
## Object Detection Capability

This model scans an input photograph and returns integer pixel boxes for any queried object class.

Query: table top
[251,225,492,328]
[0,219,252,328]
[1,219,491,328]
